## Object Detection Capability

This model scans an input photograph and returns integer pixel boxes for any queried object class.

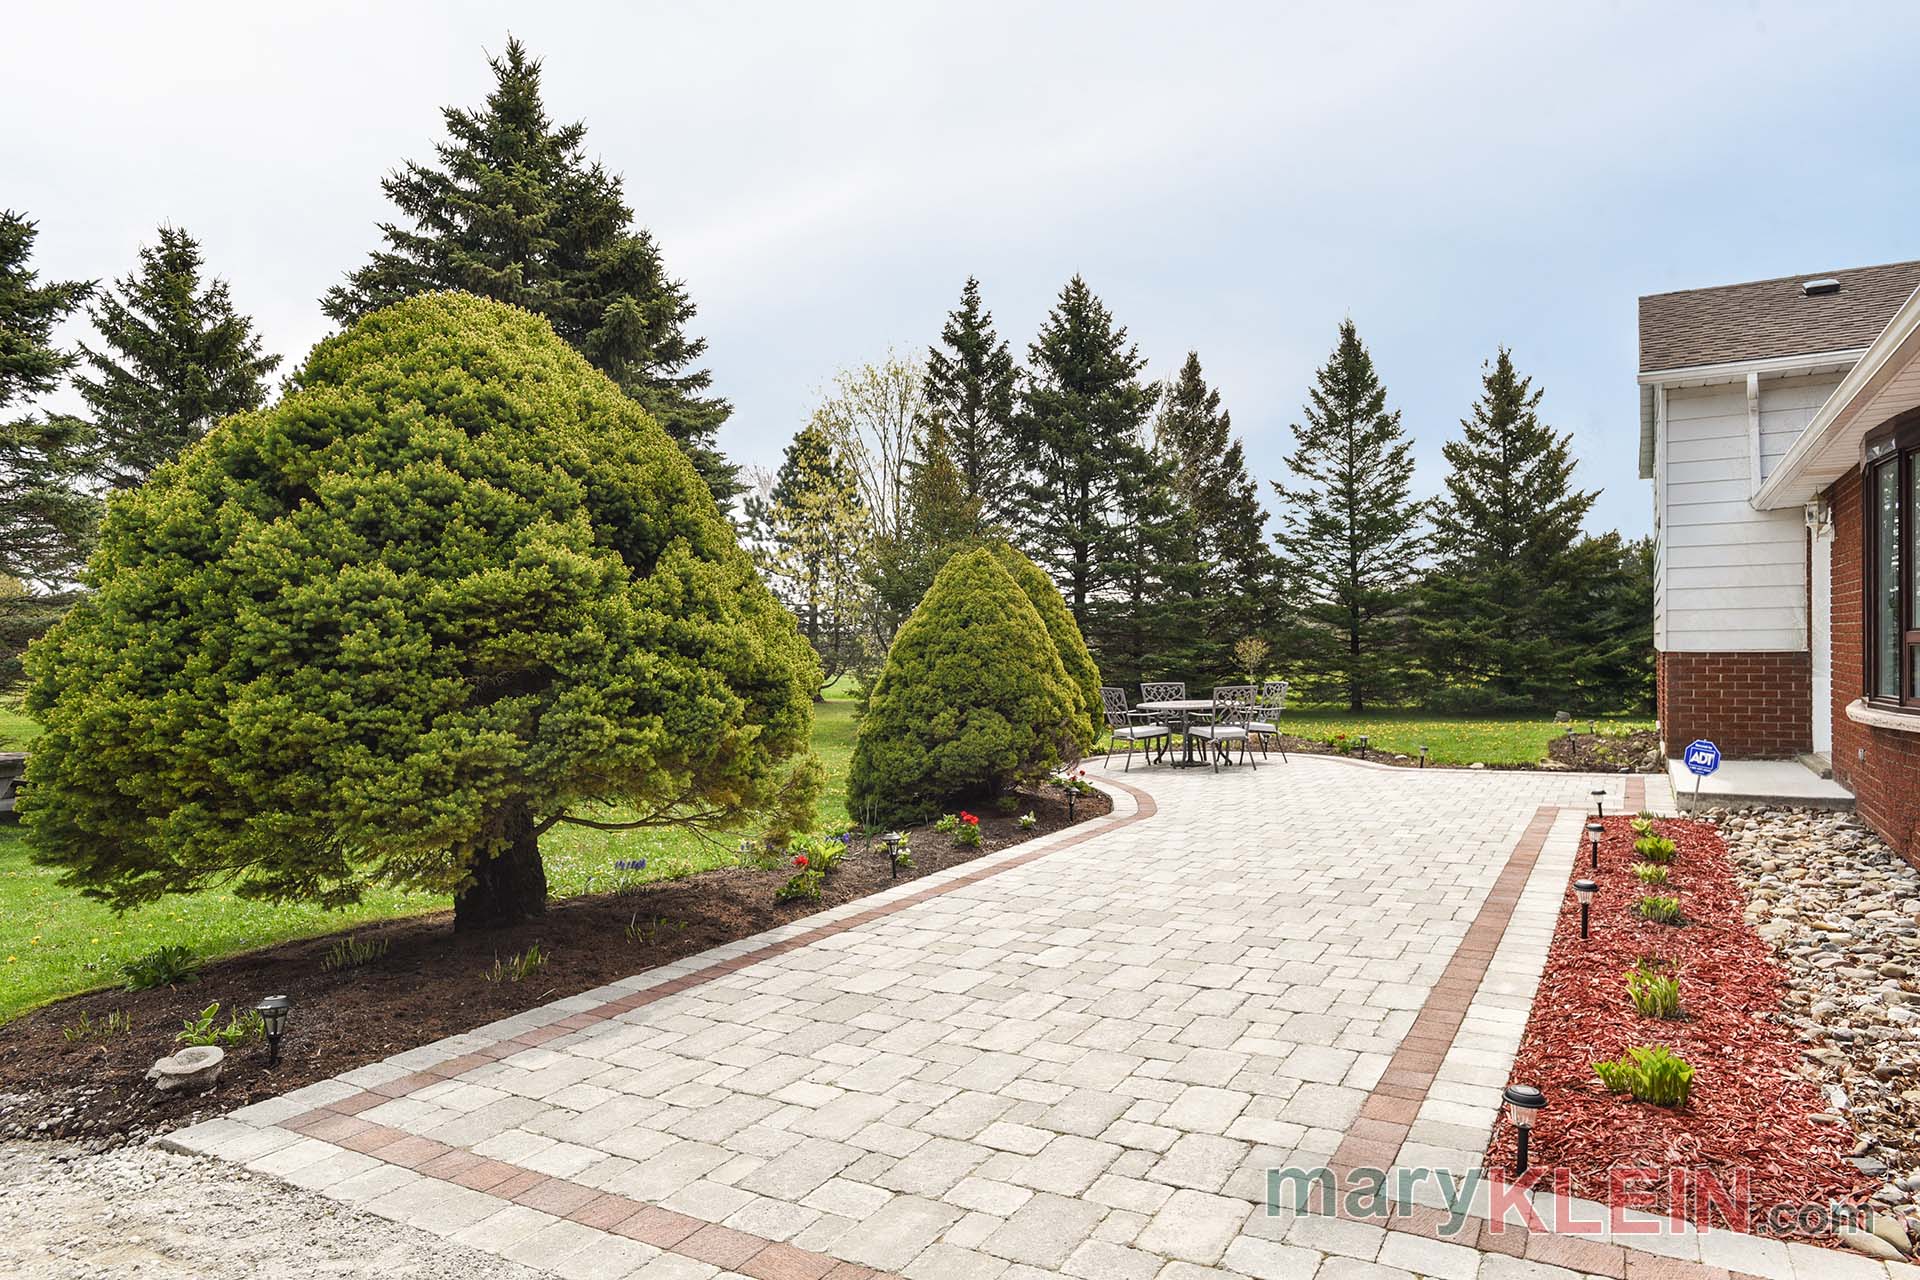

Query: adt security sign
[1682,739,1720,812]
[1683,740,1720,776]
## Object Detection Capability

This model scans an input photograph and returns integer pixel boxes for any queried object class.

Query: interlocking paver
[192,763,1701,1278]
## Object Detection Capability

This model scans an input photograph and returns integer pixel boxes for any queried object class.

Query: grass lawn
[1271,706,1653,766]
[0,694,858,1023]
[0,702,41,748]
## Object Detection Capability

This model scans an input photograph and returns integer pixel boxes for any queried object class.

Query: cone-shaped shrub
[848,546,1080,825]
[987,541,1101,751]
[22,292,822,929]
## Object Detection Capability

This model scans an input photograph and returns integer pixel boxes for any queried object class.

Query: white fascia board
[1635,348,1867,388]
[1754,284,1920,511]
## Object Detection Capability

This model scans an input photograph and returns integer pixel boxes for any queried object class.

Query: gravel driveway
[0,1140,542,1280]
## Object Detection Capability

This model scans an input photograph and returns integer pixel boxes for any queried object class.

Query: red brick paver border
[1332,804,1560,1177]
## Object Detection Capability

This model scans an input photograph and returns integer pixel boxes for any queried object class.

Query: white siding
[1656,371,1842,653]
[1652,386,1667,650]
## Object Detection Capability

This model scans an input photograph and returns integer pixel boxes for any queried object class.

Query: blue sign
[1683,740,1721,776]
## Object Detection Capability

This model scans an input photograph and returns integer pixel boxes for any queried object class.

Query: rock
[1839,1225,1904,1260]
[145,1046,224,1095]
[1469,762,1485,770]
[1871,1211,1915,1255]
[1554,710,1571,722]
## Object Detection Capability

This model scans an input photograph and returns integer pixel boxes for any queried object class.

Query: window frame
[1863,410,1920,710]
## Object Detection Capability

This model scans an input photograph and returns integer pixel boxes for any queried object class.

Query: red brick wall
[1828,474,1920,869]
[1656,649,1811,759]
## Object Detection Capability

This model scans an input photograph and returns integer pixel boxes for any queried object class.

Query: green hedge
[848,546,1080,825]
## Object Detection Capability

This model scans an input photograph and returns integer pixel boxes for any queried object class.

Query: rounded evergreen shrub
[22,292,822,929]
[847,546,1081,826]
[987,541,1101,752]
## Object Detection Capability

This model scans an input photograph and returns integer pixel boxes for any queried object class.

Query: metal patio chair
[1249,679,1290,762]
[1099,687,1170,772]
[1187,684,1257,772]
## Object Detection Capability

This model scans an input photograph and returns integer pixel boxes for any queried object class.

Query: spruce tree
[1272,321,1423,710]
[1152,351,1278,676]
[1009,276,1160,655]
[75,225,280,490]
[1415,347,1599,708]
[322,38,738,502]
[922,277,1018,527]
[761,418,870,695]
[24,294,820,929]
[0,211,95,590]
[1567,533,1655,712]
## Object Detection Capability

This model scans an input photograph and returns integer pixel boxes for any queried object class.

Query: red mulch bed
[0,783,1109,1146]
[1486,814,1875,1240]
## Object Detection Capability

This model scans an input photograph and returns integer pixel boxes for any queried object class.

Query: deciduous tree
[760,417,870,696]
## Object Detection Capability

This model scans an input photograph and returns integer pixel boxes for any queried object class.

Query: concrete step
[1666,757,1854,812]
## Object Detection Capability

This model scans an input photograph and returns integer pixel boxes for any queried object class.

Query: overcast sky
[9,1,1920,539]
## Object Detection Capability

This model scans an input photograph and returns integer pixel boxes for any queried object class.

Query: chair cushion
[1248,721,1278,733]
[1188,724,1246,739]
[1112,725,1170,740]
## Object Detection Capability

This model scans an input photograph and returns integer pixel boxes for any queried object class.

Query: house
[1641,261,1920,866]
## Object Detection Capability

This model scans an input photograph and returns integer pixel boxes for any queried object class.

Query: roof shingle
[1638,259,1920,373]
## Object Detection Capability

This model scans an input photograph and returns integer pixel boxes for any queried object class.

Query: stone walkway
[168,755,1898,1280]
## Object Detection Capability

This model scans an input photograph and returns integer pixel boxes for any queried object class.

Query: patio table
[1135,698,1216,768]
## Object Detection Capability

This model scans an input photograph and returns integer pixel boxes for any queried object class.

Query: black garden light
[1502,1084,1546,1174]
[1590,788,1607,820]
[1572,879,1597,939]
[1585,821,1603,870]
[1418,745,1428,769]
[255,994,292,1067]
[880,830,906,881]
[1357,734,1369,755]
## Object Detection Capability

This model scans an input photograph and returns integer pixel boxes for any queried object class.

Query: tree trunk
[454,801,548,932]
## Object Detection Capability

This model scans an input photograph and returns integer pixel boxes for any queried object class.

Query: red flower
[792,854,808,867]
[960,811,978,825]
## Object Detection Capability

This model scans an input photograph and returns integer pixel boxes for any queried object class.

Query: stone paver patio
[168,756,1898,1279]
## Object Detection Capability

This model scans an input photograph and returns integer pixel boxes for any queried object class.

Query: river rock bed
[1717,805,1920,1255]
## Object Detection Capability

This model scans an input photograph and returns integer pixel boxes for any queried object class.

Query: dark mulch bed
[1486,815,1874,1241]
[0,783,1109,1146]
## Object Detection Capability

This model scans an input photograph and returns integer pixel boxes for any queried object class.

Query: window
[1865,417,1920,708]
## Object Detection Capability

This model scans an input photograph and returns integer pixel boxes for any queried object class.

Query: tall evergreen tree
[1009,276,1160,656]
[0,212,95,590]
[1567,532,1655,712]
[322,38,738,502]
[75,225,280,490]
[1415,347,1601,708]
[760,418,869,696]
[1152,351,1278,676]
[922,277,1017,527]
[1272,321,1424,710]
